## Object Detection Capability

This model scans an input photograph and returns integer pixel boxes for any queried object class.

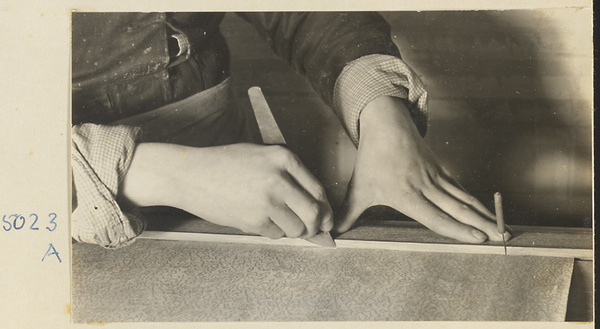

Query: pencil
[494,192,505,234]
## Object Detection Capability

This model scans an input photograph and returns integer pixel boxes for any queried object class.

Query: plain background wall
[220,9,592,228]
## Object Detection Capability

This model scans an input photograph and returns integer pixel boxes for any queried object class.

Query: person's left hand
[335,96,509,243]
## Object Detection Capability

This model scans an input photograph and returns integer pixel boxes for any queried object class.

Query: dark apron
[72,12,254,145]
[115,78,258,147]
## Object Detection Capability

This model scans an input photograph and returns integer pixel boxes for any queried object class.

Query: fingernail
[501,231,512,241]
[471,230,487,241]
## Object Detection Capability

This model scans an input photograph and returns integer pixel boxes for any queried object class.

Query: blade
[248,86,336,248]
[306,231,336,248]
[248,86,287,145]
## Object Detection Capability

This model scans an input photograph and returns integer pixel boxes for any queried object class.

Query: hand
[121,143,333,239]
[336,96,509,243]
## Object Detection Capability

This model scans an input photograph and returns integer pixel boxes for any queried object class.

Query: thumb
[334,183,371,233]
[319,201,335,232]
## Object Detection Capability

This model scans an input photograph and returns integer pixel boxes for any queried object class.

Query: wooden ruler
[140,215,593,260]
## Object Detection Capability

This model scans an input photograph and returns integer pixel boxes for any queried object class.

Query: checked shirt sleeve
[333,54,429,146]
[71,124,145,249]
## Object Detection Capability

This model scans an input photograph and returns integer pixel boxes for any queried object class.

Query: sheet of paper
[72,239,573,322]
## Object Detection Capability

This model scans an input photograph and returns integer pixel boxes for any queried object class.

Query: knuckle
[455,204,476,219]
[435,213,452,223]
[312,185,326,201]
[459,203,471,212]
[302,210,320,236]
[262,175,284,192]
[306,203,321,221]
[466,195,477,205]
[271,145,294,164]
[285,158,300,173]
[428,215,453,234]
[262,175,277,187]
[255,200,276,220]
[421,212,448,227]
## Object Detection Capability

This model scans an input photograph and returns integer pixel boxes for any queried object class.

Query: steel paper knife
[248,86,336,248]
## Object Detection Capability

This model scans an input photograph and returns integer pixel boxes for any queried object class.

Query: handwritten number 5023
[2,213,57,232]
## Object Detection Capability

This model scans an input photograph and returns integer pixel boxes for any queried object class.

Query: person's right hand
[121,143,334,239]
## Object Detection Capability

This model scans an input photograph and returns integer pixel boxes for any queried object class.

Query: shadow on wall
[222,10,592,228]
[382,10,592,227]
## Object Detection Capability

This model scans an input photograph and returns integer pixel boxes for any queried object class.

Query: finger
[269,204,307,239]
[285,153,331,205]
[438,166,466,190]
[283,178,334,235]
[284,156,334,232]
[401,194,489,243]
[424,188,508,242]
[335,182,371,233]
[437,178,496,221]
[319,202,334,232]
[246,219,285,239]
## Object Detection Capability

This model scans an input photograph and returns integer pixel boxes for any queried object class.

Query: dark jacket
[71,12,400,125]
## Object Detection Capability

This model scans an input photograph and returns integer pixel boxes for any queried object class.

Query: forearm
[333,55,429,145]
[237,12,399,106]
[238,12,428,144]
[359,95,417,144]
[121,143,197,210]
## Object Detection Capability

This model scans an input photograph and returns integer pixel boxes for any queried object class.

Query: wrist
[120,143,188,209]
[359,96,418,143]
